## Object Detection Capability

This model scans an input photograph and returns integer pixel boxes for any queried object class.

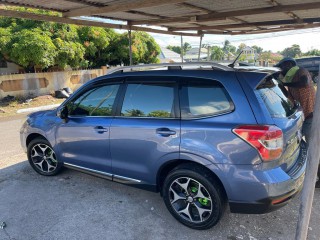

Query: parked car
[295,56,320,83]
[20,63,307,230]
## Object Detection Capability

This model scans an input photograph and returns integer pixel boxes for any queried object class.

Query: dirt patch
[0,95,65,118]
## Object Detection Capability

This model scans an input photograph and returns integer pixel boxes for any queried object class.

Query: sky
[149,28,320,53]
[83,17,320,53]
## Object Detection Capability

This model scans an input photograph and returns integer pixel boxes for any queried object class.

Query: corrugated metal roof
[0,0,319,36]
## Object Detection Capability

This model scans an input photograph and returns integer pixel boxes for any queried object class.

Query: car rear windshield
[257,77,296,118]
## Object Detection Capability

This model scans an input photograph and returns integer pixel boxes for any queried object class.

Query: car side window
[68,84,119,117]
[121,82,175,118]
[181,80,234,119]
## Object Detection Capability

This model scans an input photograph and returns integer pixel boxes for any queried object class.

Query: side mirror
[57,106,68,120]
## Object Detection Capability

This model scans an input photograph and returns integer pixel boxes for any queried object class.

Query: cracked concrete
[0,116,319,240]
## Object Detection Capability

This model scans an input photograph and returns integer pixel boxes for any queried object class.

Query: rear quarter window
[257,77,296,118]
[180,80,234,119]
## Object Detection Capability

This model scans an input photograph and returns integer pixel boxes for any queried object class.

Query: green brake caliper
[190,186,208,206]
[198,198,208,206]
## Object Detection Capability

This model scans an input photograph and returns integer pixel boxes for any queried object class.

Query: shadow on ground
[0,161,319,240]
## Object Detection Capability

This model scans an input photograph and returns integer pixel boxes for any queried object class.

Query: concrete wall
[0,69,106,99]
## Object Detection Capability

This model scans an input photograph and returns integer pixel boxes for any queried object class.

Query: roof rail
[107,62,231,75]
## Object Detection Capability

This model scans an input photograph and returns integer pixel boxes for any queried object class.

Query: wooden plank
[0,9,199,36]
[295,69,320,240]
[170,18,320,31]
[63,0,186,18]
[130,2,320,26]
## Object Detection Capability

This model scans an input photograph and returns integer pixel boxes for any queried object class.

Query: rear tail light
[233,125,283,161]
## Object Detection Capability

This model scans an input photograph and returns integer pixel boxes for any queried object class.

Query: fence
[0,68,107,99]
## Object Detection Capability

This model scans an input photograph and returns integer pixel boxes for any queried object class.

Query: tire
[162,164,226,230]
[27,137,63,176]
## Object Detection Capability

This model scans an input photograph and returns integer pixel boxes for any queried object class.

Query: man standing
[275,57,318,187]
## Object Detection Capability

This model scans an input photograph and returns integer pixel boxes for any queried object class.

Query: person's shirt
[284,67,315,119]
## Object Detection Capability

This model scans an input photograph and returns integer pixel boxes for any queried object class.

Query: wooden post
[198,33,203,61]
[180,35,184,63]
[295,73,320,239]
[128,28,133,66]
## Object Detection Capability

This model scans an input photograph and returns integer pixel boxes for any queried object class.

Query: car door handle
[94,126,108,133]
[156,128,176,136]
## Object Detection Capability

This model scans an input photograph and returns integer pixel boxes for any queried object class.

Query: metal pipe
[295,65,320,239]
[128,28,133,65]
[198,34,203,61]
[180,35,184,63]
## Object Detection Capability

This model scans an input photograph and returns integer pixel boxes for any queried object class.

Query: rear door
[110,77,180,184]
[256,77,304,171]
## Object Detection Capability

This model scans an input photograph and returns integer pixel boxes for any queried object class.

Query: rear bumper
[229,182,303,214]
[210,141,307,214]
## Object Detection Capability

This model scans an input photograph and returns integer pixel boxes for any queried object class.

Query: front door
[110,78,180,184]
[56,83,120,173]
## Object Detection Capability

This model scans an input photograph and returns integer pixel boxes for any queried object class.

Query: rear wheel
[162,164,225,229]
[27,138,63,176]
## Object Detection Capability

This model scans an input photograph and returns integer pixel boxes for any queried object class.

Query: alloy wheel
[169,177,213,223]
[30,144,58,173]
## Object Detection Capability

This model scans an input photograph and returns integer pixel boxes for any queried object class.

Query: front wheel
[27,138,63,176]
[162,165,225,230]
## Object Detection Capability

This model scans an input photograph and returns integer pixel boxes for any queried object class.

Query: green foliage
[303,49,320,57]
[109,31,160,65]
[8,29,57,70]
[167,45,181,54]
[166,42,191,56]
[223,40,236,54]
[252,45,263,54]
[281,44,302,58]
[210,46,224,61]
[0,8,160,70]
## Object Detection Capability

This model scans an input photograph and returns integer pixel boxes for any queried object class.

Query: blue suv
[20,63,307,230]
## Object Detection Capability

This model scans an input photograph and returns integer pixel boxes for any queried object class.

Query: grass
[0,95,65,118]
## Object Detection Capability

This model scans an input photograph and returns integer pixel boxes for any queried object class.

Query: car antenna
[228,50,243,68]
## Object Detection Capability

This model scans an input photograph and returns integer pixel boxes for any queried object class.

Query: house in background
[0,59,22,74]
[184,48,208,62]
[158,47,182,63]
[242,46,257,62]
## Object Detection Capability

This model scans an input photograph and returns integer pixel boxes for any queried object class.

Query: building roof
[0,1,319,36]
[159,47,182,63]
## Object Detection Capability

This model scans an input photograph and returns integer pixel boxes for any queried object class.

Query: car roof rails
[107,62,232,75]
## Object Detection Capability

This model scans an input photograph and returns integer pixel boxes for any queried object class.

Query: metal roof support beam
[130,2,320,26]
[171,17,320,31]
[63,0,186,18]
[0,9,199,37]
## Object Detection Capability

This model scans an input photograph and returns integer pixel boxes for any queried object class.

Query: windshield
[257,77,296,118]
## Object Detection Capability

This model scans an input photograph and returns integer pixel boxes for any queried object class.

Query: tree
[252,45,263,54]
[281,44,302,58]
[7,29,57,71]
[237,43,247,54]
[0,8,87,71]
[182,42,191,55]
[167,45,181,54]
[77,26,111,68]
[110,31,160,65]
[303,49,320,57]
[223,40,236,54]
[210,46,224,61]
[166,42,191,56]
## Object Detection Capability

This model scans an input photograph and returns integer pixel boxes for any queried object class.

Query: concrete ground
[0,116,319,240]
